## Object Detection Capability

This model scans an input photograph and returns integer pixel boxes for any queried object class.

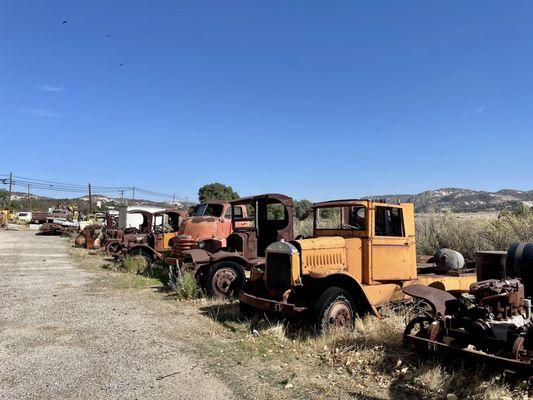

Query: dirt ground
[0,229,235,400]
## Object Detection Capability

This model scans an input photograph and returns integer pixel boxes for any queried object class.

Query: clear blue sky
[1,1,532,202]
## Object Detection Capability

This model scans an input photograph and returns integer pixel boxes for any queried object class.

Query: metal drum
[434,248,465,271]
[507,242,533,297]
[475,250,507,281]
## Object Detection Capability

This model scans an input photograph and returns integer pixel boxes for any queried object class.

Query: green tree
[198,183,239,203]
[294,199,313,220]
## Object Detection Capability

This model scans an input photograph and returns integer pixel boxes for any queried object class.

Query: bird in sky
[62,20,68,24]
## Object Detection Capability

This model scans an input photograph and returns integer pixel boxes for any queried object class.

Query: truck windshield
[194,203,223,217]
[315,206,366,230]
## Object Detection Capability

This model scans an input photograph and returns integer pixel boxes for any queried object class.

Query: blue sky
[1,1,532,202]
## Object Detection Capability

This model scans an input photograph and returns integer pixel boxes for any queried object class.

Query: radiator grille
[266,252,291,291]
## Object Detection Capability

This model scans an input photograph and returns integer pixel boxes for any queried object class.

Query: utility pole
[172,193,175,206]
[27,184,31,210]
[7,172,13,211]
[132,186,135,200]
[88,183,93,214]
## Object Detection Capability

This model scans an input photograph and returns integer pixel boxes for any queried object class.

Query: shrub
[175,270,202,300]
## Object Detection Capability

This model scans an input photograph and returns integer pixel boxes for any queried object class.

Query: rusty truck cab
[225,194,294,261]
[151,210,188,253]
[177,193,294,298]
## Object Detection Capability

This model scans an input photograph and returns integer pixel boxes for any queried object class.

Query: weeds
[174,270,203,300]
[119,254,147,274]
[415,211,533,259]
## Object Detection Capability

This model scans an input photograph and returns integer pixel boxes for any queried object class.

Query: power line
[1,173,188,202]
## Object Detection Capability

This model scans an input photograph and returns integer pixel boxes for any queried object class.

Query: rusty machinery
[104,209,154,256]
[170,194,294,298]
[119,209,188,271]
[239,199,479,333]
[404,243,533,373]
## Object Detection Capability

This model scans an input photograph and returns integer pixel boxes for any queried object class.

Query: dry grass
[174,270,203,300]
[119,254,146,274]
[416,210,533,259]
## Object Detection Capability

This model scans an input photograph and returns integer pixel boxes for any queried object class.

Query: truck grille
[266,252,291,291]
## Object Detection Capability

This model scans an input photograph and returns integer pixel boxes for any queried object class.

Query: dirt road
[0,230,234,400]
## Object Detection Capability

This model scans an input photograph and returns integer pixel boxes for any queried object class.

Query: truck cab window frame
[374,206,404,237]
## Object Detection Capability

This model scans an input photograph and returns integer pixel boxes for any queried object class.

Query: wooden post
[88,183,93,214]
[7,172,12,211]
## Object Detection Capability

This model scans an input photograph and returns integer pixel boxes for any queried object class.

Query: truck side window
[233,206,243,219]
[375,206,404,237]
[224,207,232,219]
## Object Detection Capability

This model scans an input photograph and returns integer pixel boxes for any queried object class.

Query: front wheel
[313,287,355,334]
[205,261,245,299]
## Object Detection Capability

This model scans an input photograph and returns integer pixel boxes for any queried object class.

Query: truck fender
[209,251,253,269]
[320,274,380,318]
[127,244,157,261]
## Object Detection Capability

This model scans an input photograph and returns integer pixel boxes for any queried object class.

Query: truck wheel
[313,287,355,333]
[128,248,153,275]
[106,241,121,255]
[206,261,245,299]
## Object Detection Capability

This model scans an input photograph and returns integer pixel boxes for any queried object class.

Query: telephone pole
[7,172,13,211]
[27,184,31,210]
[88,183,93,214]
[172,193,175,206]
[132,186,135,200]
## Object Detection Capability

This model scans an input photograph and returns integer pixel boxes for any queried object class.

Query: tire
[128,248,153,275]
[313,287,355,334]
[205,261,245,299]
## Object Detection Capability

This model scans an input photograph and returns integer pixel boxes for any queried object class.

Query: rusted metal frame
[404,334,533,374]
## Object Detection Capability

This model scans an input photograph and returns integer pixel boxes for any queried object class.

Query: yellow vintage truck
[239,199,477,332]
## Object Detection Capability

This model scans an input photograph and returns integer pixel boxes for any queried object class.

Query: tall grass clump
[175,270,202,300]
[119,254,147,274]
[416,208,533,259]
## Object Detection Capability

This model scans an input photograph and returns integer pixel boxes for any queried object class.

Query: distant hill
[367,188,533,213]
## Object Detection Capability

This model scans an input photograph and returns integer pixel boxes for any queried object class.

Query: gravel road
[0,229,234,400]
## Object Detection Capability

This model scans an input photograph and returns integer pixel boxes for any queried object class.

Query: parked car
[15,211,32,223]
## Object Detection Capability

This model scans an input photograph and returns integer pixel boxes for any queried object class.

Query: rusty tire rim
[212,267,238,297]
[326,300,353,329]
[512,337,525,361]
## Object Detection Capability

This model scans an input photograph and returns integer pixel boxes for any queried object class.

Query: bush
[175,270,202,300]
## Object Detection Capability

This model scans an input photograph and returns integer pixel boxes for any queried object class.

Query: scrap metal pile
[40,220,80,236]
[404,243,533,373]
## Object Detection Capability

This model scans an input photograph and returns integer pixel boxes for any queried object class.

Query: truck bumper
[239,292,307,316]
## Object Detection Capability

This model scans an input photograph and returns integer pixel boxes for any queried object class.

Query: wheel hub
[327,301,352,327]
[213,268,238,295]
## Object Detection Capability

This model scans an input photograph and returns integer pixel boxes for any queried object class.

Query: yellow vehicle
[239,199,477,332]
[1,209,15,222]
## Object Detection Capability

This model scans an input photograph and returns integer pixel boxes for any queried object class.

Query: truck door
[371,205,416,281]
[220,205,233,238]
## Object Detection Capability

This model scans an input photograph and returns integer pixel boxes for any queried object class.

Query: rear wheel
[206,261,245,299]
[313,287,355,334]
[127,248,153,275]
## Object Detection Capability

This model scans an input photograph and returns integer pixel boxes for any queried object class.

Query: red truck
[164,200,248,266]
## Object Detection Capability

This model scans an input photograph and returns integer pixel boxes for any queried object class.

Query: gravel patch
[0,230,234,400]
